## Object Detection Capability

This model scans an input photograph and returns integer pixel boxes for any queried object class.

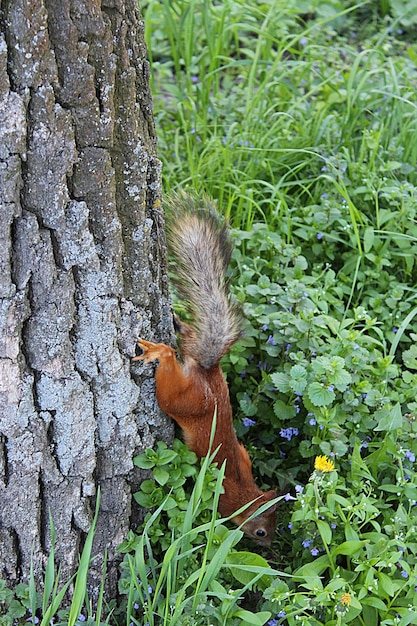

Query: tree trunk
[0,0,173,595]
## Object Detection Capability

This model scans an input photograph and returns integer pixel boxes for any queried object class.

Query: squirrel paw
[132,338,173,364]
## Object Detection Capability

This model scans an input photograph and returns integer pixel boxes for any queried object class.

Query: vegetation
[2,0,417,624]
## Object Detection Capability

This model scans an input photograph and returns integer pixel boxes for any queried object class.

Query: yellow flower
[314,455,335,473]
[340,593,352,606]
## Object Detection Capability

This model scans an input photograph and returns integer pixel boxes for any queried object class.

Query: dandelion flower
[314,455,335,473]
[336,592,352,617]
[340,593,352,606]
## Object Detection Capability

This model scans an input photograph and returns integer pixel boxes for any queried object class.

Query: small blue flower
[401,569,408,578]
[267,620,279,626]
[242,417,256,428]
[295,484,303,493]
[284,492,297,501]
[277,612,286,619]
[405,450,415,463]
[288,522,293,529]
[267,334,277,345]
[311,547,319,556]
[280,427,299,441]
[302,538,313,548]
[262,324,269,331]
[327,384,335,392]
[309,416,317,426]
[300,37,308,46]
[317,232,323,240]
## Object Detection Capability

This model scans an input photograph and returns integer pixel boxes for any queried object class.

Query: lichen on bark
[0,0,173,593]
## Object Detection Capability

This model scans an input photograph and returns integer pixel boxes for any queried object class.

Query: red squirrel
[134,193,277,545]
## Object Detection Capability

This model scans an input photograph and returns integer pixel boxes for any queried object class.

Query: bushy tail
[165,192,242,369]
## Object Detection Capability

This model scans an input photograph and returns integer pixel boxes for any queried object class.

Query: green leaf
[153,466,170,485]
[332,540,365,556]
[307,382,335,406]
[289,364,308,395]
[226,552,272,590]
[133,453,155,469]
[140,479,157,494]
[364,227,374,253]
[293,554,330,577]
[316,519,332,545]
[377,572,397,597]
[238,392,258,416]
[270,372,290,393]
[403,345,417,369]
[397,609,417,626]
[273,399,297,421]
[332,368,352,391]
[361,597,387,611]
[157,449,179,465]
[374,402,403,432]
[233,609,271,626]
[7,599,26,619]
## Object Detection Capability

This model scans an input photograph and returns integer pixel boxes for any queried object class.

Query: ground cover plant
[2,1,417,624]
[135,0,417,623]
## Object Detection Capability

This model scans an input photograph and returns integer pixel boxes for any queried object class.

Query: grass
[2,1,417,625]
[144,0,417,230]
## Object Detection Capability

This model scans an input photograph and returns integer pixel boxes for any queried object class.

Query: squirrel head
[238,490,278,546]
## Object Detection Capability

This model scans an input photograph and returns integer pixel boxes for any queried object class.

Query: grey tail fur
[165,191,242,370]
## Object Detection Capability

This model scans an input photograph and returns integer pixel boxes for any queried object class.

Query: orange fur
[134,196,277,545]
[134,337,278,545]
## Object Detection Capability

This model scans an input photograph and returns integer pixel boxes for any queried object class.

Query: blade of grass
[42,511,56,615]
[67,487,101,626]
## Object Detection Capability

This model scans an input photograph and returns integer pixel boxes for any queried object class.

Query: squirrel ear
[264,489,278,500]
[262,490,279,512]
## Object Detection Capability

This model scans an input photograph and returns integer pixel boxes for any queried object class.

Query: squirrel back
[166,192,242,369]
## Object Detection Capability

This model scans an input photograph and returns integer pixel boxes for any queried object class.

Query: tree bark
[0,0,173,595]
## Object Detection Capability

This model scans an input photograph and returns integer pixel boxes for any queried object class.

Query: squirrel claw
[132,338,156,364]
[133,338,171,365]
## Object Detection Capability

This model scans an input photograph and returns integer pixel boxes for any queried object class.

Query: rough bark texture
[0,0,173,596]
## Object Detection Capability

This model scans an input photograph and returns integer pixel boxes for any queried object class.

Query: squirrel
[134,192,278,546]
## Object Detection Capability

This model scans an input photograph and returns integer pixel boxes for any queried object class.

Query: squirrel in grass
[134,192,278,546]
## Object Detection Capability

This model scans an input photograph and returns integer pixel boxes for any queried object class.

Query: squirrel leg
[133,337,206,421]
[133,337,192,395]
